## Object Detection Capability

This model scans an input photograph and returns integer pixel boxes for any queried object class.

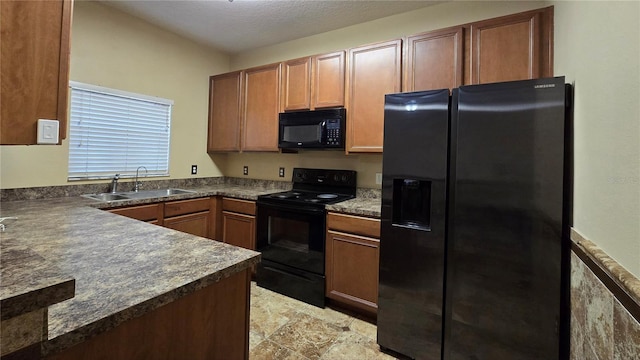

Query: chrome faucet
[134,166,148,192]
[110,174,120,194]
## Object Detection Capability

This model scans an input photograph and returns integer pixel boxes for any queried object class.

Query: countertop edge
[1,278,76,321]
[42,254,260,356]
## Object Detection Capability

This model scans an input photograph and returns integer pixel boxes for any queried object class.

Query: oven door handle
[256,201,325,215]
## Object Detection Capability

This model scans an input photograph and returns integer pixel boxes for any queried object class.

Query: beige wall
[228,1,640,277]
[553,1,639,277]
[0,1,229,189]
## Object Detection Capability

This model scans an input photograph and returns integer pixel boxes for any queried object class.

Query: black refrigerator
[377,77,571,360]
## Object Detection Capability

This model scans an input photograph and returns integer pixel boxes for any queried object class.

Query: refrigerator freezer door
[444,77,568,359]
[378,89,450,359]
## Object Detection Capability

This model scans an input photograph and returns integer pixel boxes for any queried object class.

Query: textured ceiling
[100,0,442,54]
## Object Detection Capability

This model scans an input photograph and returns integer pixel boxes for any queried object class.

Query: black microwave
[278,108,345,150]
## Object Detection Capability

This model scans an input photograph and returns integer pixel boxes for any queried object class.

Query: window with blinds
[68,81,173,180]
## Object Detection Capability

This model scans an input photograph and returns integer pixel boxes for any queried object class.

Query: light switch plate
[37,119,59,144]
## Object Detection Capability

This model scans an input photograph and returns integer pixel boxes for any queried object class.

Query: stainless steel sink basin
[82,193,130,202]
[123,188,196,199]
[82,188,196,202]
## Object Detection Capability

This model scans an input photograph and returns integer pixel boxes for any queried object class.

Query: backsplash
[0,177,224,202]
[0,177,380,202]
[570,230,640,359]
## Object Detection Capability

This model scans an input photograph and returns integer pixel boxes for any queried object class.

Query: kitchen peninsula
[0,194,260,359]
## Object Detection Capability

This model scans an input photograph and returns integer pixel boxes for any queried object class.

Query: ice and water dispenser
[392,179,431,231]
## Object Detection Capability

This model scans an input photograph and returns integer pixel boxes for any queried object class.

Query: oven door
[256,201,326,275]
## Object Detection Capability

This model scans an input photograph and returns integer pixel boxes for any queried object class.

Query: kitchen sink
[123,188,195,199]
[82,188,196,202]
[83,193,130,202]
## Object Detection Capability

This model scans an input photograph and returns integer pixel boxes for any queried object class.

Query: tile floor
[249,282,398,360]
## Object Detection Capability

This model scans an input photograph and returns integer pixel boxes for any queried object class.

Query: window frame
[67,81,174,181]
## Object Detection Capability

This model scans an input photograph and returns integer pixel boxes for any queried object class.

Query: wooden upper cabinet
[207,71,242,152]
[0,0,72,145]
[469,7,553,84]
[312,51,345,109]
[283,57,312,111]
[242,63,282,151]
[283,51,345,111]
[403,27,464,92]
[346,40,402,153]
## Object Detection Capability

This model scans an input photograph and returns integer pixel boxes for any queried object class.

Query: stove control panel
[292,168,357,188]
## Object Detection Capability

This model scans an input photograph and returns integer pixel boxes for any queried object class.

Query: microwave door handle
[320,121,326,141]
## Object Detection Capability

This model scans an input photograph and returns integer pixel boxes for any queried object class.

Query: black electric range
[257,168,357,208]
[255,168,357,307]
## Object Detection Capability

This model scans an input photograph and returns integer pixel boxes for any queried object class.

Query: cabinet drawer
[327,212,380,238]
[222,198,256,216]
[164,211,210,238]
[164,197,210,217]
[109,203,162,222]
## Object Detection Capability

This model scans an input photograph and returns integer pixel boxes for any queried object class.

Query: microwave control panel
[326,119,341,145]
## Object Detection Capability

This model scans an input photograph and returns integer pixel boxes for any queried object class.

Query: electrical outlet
[243,166,248,176]
[375,172,382,185]
[191,165,197,175]
[279,167,285,177]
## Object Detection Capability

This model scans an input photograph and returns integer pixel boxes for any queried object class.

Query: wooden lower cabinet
[107,197,218,239]
[108,203,163,224]
[222,212,255,250]
[46,269,251,360]
[221,198,256,250]
[164,198,212,238]
[164,211,210,238]
[326,212,381,316]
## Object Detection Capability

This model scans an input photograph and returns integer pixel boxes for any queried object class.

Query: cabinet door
[164,212,210,238]
[346,40,402,153]
[469,9,552,84]
[404,27,463,92]
[222,211,255,250]
[326,230,380,315]
[208,71,242,152]
[312,51,345,109]
[242,63,282,151]
[109,203,163,223]
[283,57,312,111]
[0,0,72,145]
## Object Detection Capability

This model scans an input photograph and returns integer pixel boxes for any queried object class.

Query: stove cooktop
[257,168,357,208]
[261,190,353,205]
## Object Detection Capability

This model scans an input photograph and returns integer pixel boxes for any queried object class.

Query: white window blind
[68,81,173,180]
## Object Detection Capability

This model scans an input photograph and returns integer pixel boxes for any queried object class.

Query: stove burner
[272,192,303,199]
[317,194,338,199]
[274,194,292,199]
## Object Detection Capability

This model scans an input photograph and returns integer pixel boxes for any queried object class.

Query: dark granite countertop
[326,197,381,218]
[0,238,75,320]
[0,182,380,355]
[0,186,263,355]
